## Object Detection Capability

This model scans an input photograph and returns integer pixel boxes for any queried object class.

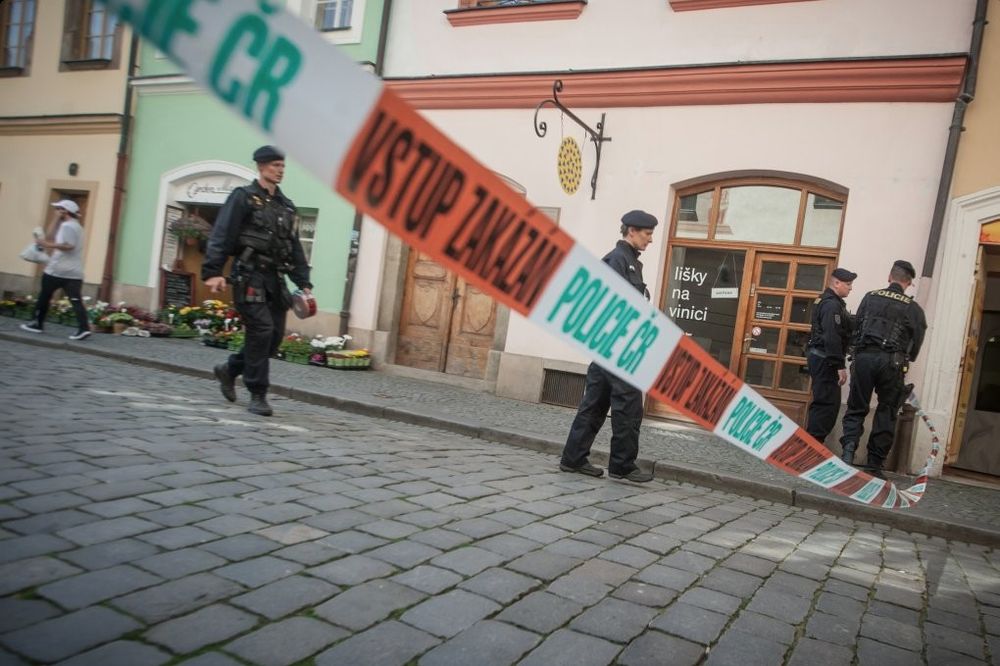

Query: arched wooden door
[395,249,497,379]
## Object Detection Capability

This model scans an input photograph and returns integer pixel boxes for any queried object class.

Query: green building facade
[114,0,386,335]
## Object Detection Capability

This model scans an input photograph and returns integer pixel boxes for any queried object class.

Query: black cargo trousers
[840,350,906,468]
[226,270,288,396]
[561,362,644,476]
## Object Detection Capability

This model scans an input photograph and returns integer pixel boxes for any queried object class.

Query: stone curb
[4,331,999,547]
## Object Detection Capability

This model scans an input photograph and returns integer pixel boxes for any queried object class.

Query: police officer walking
[805,267,856,445]
[559,210,658,483]
[839,260,927,477]
[202,146,313,416]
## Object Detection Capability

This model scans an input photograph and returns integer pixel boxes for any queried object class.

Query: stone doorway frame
[917,185,1000,476]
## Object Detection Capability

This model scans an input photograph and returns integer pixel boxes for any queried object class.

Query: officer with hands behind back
[202,145,313,417]
[839,260,927,478]
[805,267,857,446]
[559,210,659,483]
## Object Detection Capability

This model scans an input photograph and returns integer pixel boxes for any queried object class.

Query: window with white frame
[315,0,353,31]
[1,0,35,71]
[296,208,319,266]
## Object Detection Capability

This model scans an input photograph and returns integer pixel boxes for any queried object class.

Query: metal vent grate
[540,369,586,408]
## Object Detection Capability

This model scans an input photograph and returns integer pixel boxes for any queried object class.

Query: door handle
[743,335,753,353]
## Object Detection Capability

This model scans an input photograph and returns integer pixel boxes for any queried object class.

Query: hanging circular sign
[557,137,582,195]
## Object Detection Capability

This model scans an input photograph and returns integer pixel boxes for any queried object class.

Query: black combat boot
[247,393,273,416]
[840,442,857,465]
[866,455,887,480]
[608,462,656,483]
[213,363,236,402]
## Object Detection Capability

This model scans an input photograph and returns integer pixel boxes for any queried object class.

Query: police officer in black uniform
[805,267,856,445]
[203,146,313,416]
[560,210,658,483]
[839,260,927,477]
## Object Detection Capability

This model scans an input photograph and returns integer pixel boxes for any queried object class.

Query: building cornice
[669,0,817,11]
[0,114,123,135]
[445,1,586,27]
[130,74,200,95]
[385,56,967,109]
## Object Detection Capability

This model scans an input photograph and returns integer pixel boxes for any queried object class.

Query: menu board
[161,270,194,308]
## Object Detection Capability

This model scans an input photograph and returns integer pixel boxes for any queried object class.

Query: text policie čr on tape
[97,0,938,510]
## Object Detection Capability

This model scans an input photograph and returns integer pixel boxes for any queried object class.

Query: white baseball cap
[51,199,80,215]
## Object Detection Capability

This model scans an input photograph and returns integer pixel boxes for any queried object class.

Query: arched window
[672,176,846,249]
[654,174,848,426]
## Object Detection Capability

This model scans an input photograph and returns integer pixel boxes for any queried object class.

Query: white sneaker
[68,330,91,341]
[19,322,43,333]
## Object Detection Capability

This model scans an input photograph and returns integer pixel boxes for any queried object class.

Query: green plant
[106,312,135,324]
[279,335,313,356]
[168,214,211,241]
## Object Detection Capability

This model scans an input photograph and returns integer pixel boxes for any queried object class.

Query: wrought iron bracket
[533,79,611,200]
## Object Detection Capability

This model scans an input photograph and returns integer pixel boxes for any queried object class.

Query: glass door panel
[662,246,747,370]
[651,246,747,422]
[739,253,834,425]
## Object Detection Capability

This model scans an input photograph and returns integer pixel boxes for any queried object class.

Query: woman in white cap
[20,200,92,340]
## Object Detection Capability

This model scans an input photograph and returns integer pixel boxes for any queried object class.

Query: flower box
[170,327,199,339]
[283,352,311,365]
[327,355,371,370]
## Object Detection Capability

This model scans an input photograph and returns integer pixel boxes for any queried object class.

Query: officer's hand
[205,276,227,293]
[837,369,848,386]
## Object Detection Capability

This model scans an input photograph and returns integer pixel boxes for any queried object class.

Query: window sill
[445,0,586,27]
[0,66,26,78]
[61,58,113,71]
[669,0,817,11]
[318,25,352,32]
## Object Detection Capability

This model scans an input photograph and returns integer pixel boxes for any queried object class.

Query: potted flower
[170,323,199,338]
[227,330,245,351]
[278,334,313,364]
[327,348,372,370]
[107,311,135,334]
[141,321,173,337]
[168,215,212,246]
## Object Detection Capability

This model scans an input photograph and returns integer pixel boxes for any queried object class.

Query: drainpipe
[98,31,140,303]
[921,0,988,277]
[339,0,393,335]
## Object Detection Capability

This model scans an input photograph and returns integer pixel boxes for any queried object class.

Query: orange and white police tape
[99,0,938,509]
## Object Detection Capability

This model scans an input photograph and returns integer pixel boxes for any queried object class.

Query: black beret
[893,259,916,279]
[831,267,857,282]
[621,209,658,229]
[253,145,285,163]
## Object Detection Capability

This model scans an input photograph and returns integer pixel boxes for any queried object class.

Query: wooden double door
[395,250,498,379]
[652,246,835,425]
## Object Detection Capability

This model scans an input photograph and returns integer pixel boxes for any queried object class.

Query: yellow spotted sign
[557,137,582,195]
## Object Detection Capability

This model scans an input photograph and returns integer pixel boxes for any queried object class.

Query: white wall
[385,0,975,77]
[415,101,950,365]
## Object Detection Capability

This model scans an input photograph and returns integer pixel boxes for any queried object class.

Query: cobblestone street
[1,340,999,665]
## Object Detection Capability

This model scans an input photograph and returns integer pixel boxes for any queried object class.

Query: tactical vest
[236,189,296,273]
[855,288,913,353]
[808,292,849,351]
